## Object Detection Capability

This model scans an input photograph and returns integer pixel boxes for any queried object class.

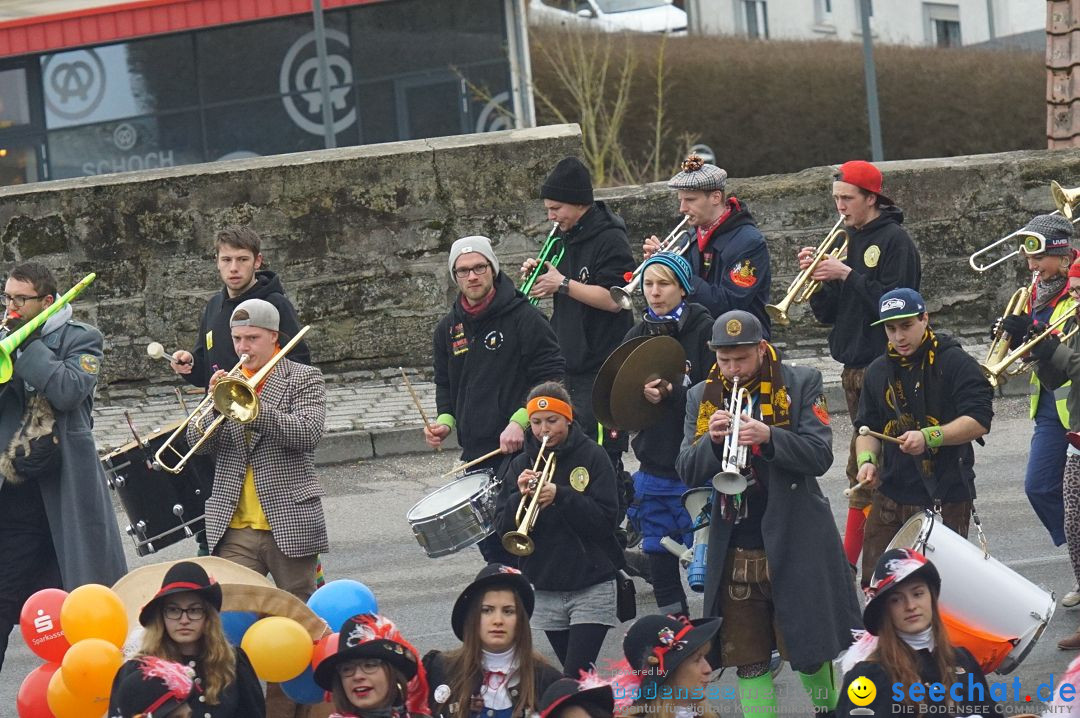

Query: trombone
[154,325,311,473]
[765,218,848,326]
[981,273,1035,385]
[969,180,1080,272]
[502,436,555,556]
[610,216,691,310]
[711,376,755,495]
[981,311,1079,387]
[521,222,564,306]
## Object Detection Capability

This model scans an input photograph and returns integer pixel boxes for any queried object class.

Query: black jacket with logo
[433,272,565,460]
[623,303,715,478]
[495,424,621,591]
[808,206,922,368]
[184,269,310,389]
[550,202,636,376]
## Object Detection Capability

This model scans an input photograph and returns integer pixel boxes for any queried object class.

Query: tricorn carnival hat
[862,548,941,636]
[313,613,420,691]
[450,563,534,641]
[114,656,196,718]
[622,614,720,693]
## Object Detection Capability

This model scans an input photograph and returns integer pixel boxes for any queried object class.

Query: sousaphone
[592,336,686,431]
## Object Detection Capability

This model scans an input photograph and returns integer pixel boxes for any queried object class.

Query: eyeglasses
[453,264,490,279]
[163,605,206,621]
[0,293,47,308]
[337,658,384,677]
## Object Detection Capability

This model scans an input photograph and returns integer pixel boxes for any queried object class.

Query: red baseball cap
[835,160,892,206]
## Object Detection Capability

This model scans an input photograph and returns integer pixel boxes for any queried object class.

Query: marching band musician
[798,160,921,577]
[996,215,1077,559]
[854,289,993,589]
[621,252,714,617]
[494,382,621,678]
[676,311,860,717]
[520,157,636,472]
[428,236,565,564]
[643,154,772,335]
[1028,259,1080,639]
[0,261,127,671]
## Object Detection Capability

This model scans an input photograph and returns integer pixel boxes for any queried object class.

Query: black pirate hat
[139,561,223,626]
[539,677,615,718]
[862,548,941,636]
[622,614,720,693]
[114,656,196,717]
[451,563,535,640]
[313,614,419,691]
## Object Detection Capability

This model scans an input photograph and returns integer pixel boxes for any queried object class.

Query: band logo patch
[569,466,590,492]
[537,398,549,409]
[205,330,213,350]
[880,297,905,312]
[725,319,742,336]
[864,245,881,268]
[773,386,790,413]
[729,260,758,288]
[812,394,829,425]
[78,354,99,374]
[450,323,468,356]
[578,266,591,284]
[484,330,503,351]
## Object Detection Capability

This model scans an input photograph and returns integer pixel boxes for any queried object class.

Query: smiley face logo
[847,675,876,707]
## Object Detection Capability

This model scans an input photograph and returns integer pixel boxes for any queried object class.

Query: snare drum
[102,421,212,556]
[888,510,1056,674]
[407,471,497,558]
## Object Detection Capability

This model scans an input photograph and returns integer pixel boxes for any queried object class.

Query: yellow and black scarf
[885,327,943,485]
[694,342,790,442]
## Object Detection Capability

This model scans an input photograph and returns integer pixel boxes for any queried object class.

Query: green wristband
[510,407,529,430]
[921,426,944,449]
[435,413,456,430]
[857,451,878,467]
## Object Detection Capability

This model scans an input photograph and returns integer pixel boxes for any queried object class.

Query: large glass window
[0,69,31,129]
[47,112,203,179]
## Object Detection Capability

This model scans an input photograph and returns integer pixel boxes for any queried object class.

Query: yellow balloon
[241,616,314,682]
[60,637,123,700]
[47,667,107,718]
[60,584,128,648]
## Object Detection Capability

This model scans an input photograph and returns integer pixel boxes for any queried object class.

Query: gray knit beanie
[448,236,500,276]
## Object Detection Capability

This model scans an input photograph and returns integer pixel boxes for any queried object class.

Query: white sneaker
[1063,584,1080,608]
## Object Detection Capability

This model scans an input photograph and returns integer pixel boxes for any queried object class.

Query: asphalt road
[2,395,1074,716]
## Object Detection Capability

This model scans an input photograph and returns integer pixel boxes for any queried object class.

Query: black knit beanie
[540,157,594,206]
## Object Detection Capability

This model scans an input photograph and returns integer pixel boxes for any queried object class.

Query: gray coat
[675,363,862,672]
[1,306,127,588]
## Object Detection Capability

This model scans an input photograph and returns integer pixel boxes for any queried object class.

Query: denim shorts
[532,579,617,631]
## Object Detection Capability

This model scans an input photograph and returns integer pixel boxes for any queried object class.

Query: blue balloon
[220,610,258,645]
[281,665,325,704]
[307,579,377,632]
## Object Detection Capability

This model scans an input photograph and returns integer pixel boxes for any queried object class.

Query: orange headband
[526,396,573,422]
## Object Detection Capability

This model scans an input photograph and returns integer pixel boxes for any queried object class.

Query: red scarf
[461,287,496,316]
[696,196,742,252]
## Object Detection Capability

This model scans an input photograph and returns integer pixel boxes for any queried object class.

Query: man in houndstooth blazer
[186,298,326,601]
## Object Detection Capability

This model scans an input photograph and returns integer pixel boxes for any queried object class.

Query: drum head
[407,472,490,520]
[887,510,934,554]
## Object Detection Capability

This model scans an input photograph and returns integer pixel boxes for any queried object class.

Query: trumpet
[502,436,554,556]
[981,274,1035,385]
[154,325,311,473]
[610,217,691,310]
[712,376,755,495]
[765,218,848,326]
[970,180,1080,272]
[981,311,1079,387]
[521,222,564,306]
[0,273,96,383]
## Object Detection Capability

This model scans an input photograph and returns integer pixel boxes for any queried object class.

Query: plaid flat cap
[668,154,727,192]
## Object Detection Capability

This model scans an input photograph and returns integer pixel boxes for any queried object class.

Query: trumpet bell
[764,302,790,326]
[712,470,747,495]
[610,285,634,311]
[502,531,534,556]
[1052,181,1080,220]
[212,377,259,423]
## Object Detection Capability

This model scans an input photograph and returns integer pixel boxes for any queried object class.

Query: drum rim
[406,472,494,519]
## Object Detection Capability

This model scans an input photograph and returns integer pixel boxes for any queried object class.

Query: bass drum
[888,510,1055,674]
[407,471,497,558]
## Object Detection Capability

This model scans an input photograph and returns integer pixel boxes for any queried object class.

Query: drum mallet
[400,367,441,453]
[147,341,191,365]
[858,426,903,444]
[843,479,873,498]
[441,448,505,478]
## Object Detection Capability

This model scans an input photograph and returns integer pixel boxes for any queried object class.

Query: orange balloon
[60,637,123,700]
[60,584,127,648]
[47,668,106,718]
[242,616,314,682]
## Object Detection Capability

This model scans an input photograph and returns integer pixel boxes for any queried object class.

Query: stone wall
[0,123,1077,391]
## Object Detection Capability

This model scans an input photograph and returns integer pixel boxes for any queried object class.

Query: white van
[529,0,688,34]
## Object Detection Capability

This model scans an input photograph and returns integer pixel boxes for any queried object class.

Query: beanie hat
[667,154,727,192]
[641,251,694,294]
[540,157,594,206]
[1069,259,1080,279]
[448,236,500,277]
[1019,214,1075,257]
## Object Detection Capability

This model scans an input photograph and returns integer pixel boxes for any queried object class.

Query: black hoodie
[854,332,993,506]
[433,272,565,460]
[623,303,715,478]
[495,423,621,591]
[809,206,922,368]
[184,269,310,389]
[550,202,636,376]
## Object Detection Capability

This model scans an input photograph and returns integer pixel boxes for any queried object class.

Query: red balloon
[17,662,59,718]
[20,589,70,663]
[311,632,338,670]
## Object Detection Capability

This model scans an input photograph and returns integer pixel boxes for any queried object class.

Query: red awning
[0,0,388,59]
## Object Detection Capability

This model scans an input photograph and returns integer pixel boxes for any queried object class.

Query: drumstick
[843,478,872,498]
[440,447,505,478]
[858,426,903,444]
[399,367,440,453]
